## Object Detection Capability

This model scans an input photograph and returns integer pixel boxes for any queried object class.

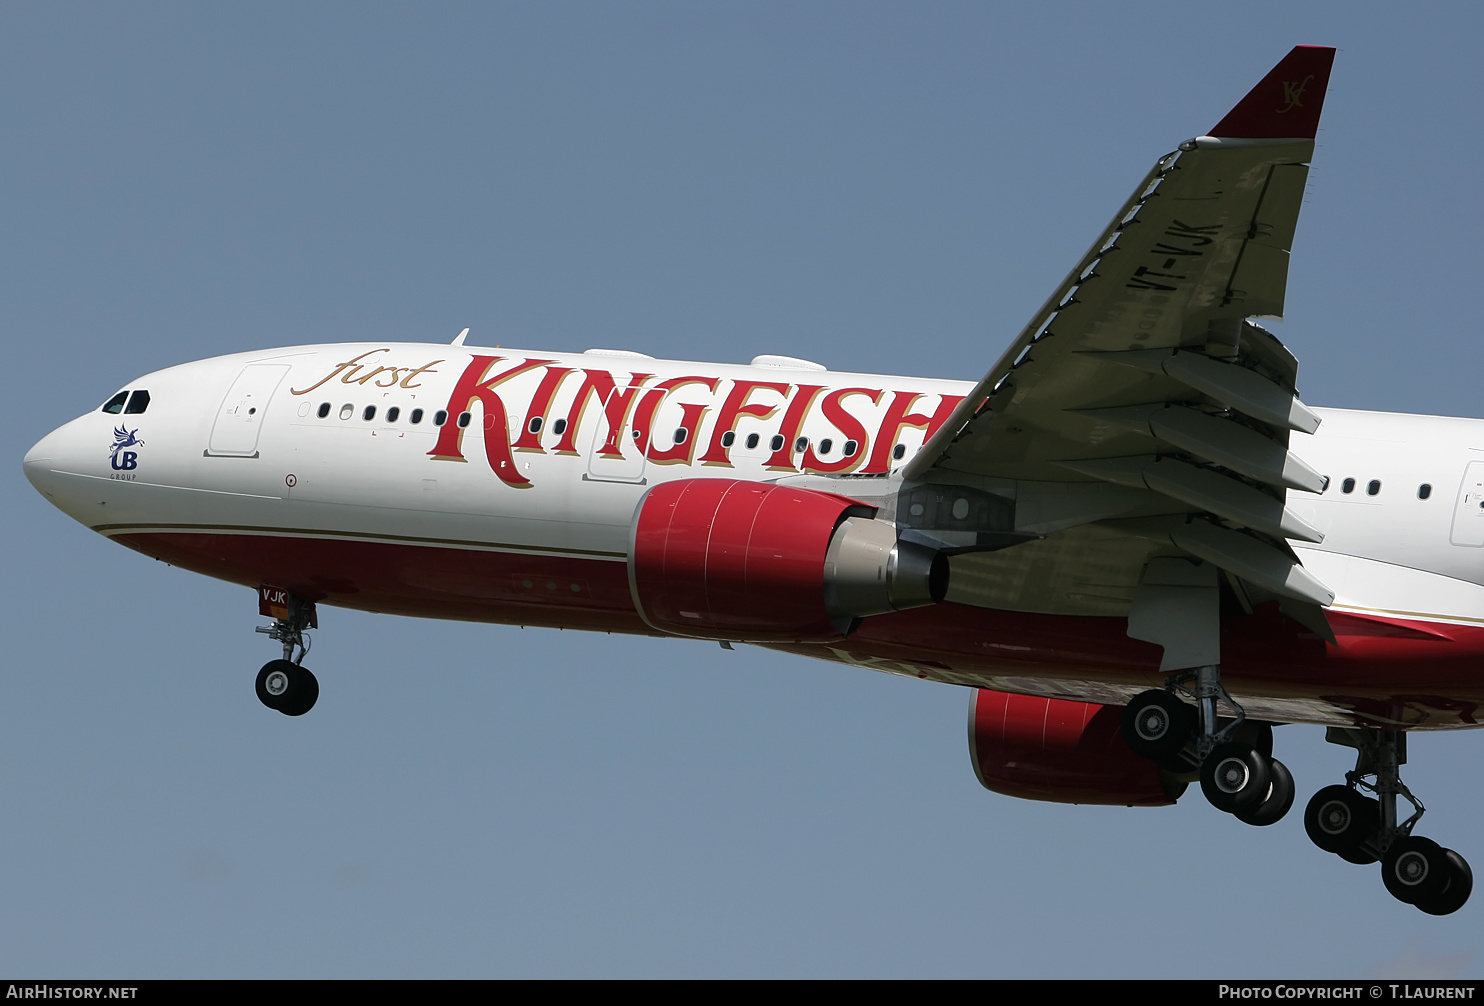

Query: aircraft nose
[24,417,94,509]
[24,425,66,497]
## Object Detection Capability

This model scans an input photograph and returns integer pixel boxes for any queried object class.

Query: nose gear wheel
[253,589,321,717]
[255,660,319,716]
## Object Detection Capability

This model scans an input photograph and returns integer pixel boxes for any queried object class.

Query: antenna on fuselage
[451,327,470,346]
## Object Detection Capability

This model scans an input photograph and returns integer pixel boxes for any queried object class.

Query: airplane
[22,45,1480,916]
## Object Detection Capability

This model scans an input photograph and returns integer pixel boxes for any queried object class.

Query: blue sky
[5,2,1483,978]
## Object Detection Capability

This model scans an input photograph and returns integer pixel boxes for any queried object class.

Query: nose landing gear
[254,659,319,717]
[1304,728,1471,915]
[253,586,319,717]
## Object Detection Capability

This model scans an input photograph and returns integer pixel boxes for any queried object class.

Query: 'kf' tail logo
[1278,75,1315,114]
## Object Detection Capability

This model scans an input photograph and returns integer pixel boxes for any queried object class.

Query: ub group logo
[110,425,144,472]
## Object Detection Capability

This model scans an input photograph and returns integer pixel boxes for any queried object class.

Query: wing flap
[1250,163,1309,254]
[1095,348,1321,433]
[893,47,1337,616]
[1054,455,1323,542]
[1072,404,1323,492]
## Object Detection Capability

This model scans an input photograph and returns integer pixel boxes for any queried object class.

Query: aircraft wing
[899,47,1338,622]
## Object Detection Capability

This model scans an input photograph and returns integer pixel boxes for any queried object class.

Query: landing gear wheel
[256,660,295,710]
[1304,785,1379,857]
[1338,844,1380,866]
[1227,719,1274,759]
[1200,742,1271,814]
[1382,835,1451,906]
[1415,849,1473,916]
[1235,757,1295,827]
[1121,690,1195,760]
[278,667,318,717]
[255,660,319,716]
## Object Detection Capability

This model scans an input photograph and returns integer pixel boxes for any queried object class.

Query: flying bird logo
[109,425,144,471]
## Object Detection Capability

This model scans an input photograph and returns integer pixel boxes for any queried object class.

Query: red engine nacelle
[629,478,946,642]
[969,688,1186,807]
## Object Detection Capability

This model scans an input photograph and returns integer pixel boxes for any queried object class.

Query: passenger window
[552,418,567,436]
[673,428,688,444]
[317,402,331,419]
[843,440,858,457]
[434,410,448,426]
[721,431,735,448]
[1341,478,1355,494]
[339,404,354,420]
[794,437,808,452]
[124,390,151,415]
[893,444,907,460]
[528,417,543,434]
[101,391,128,414]
[363,406,377,421]
[1419,483,1433,500]
[410,408,424,424]
[819,438,833,455]
[1320,475,1330,492]
[746,433,760,450]
[770,435,784,452]
[1367,480,1381,496]
[387,407,400,423]
[457,412,471,428]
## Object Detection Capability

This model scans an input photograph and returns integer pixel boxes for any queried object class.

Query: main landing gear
[1123,686,1472,914]
[1304,729,1472,916]
[253,590,319,717]
[1123,666,1296,828]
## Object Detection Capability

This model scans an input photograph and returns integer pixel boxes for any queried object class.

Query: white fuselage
[24,342,1484,728]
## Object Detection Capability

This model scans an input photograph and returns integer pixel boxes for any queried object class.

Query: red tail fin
[1209,45,1336,139]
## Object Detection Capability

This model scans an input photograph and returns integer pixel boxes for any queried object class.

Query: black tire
[255,659,297,711]
[1304,785,1379,856]
[1156,753,1200,781]
[1235,757,1296,827]
[1121,690,1195,760]
[1156,769,1189,804]
[1338,844,1380,866]
[1382,835,1451,906]
[1227,719,1274,759]
[1416,850,1473,916]
[1200,742,1271,814]
[277,666,319,717]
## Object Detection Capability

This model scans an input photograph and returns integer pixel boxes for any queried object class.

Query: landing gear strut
[1123,664,1294,826]
[1304,728,1471,915]
[253,587,319,717]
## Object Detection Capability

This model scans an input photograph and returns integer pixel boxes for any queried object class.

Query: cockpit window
[123,390,151,414]
[101,391,128,414]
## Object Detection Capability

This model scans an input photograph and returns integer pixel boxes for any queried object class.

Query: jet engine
[629,478,947,642]
[969,688,1187,806]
